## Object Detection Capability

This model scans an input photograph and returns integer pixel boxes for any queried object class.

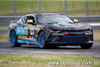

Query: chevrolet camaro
[8,13,93,49]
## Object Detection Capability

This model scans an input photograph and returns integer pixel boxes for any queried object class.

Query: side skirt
[17,39,39,45]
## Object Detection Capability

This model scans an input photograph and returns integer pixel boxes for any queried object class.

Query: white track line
[88,23,100,26]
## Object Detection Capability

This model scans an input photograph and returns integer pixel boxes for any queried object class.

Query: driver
[27,16,35,24]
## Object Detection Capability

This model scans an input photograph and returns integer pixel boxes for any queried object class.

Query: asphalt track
[0,42,100,57]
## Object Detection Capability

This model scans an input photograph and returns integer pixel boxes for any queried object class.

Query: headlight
[86,29,92,33]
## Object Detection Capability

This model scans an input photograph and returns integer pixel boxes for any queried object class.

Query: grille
[51,36,89,43]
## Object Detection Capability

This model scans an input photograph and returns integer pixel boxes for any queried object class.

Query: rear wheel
[9,30,21,47]
[38,31,48,49]
[80,43,93,49]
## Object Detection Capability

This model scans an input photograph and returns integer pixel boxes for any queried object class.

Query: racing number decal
[25,28,28,35]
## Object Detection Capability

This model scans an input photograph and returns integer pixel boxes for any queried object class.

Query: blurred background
[0,0,100,16]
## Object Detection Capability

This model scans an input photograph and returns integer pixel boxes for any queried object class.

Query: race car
[8,13,93,49]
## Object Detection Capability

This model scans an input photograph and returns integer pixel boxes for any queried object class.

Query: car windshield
[37,15,74,24]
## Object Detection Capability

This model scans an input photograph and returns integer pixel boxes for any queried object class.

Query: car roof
[36,13,65,16]
[24,13,66,17]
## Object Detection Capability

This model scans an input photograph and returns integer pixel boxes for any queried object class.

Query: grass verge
[0,33,9,41]
[0,26,8,29]
[93,30,100,42]
[0,53,100,67]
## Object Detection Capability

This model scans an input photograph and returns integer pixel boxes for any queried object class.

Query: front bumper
[49,32,93,44]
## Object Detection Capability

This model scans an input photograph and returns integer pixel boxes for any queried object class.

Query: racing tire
[9,30,21,47]
[80,43,93,49]
[38,31,48,49]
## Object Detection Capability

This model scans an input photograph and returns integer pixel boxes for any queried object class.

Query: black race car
[8,13,93,49]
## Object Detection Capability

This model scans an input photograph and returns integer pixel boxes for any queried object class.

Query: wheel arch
[37,30,46,40]
[10,29,16,35]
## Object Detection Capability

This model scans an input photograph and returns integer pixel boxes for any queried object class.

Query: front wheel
[80,43,93,49]
[38,31,48,49]
[9,30,21,47]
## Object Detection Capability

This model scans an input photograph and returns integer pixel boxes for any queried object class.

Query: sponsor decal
[18,35,27,39]
[25,28,28,35]
[34,25,45,27]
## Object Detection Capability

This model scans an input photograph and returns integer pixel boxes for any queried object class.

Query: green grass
[0,0,100,16]
[94,30,100,42]
[0,53,100,67]
[0,33,9,41]
[0,26,8,29]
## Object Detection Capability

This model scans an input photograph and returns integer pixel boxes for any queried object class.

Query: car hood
[41,23,91,31]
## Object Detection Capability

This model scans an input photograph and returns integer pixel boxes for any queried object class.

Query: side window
[22,17,27,23]
[26,16,35,24]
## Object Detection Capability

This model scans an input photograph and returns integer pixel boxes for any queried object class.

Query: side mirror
[27,19,33,24]
[73,19,78,23]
